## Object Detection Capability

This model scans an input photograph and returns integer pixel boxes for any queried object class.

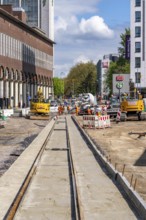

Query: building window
[135,42,141,52]
[135,72,141,83]
[135,0,141,7]
[135,57,141,68]
[135,26,141,37]
[135,11,141,22]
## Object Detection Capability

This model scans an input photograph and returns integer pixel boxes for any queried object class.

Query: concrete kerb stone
[116,173,146,219]
[72,115,146,219]
[72,116,117,181]
[0,118,56,220]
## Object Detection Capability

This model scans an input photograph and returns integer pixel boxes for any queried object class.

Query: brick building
[0,5,54,109]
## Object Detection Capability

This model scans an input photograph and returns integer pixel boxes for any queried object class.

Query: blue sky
[54,0,130,78]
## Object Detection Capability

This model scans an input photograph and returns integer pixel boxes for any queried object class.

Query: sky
[54,0,130,78]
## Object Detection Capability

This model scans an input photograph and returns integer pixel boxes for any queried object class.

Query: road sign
[116,82,123,89]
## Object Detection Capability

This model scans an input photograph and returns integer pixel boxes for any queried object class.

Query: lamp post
[116,82,123,103]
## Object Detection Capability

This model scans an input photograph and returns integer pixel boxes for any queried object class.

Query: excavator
[27,88,50,119]
[120,89,146,121]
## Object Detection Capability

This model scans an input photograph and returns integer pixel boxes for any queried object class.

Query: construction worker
[58,104,62,115]
[87,107,91,115]
[67,105,70,114]
[75,105,79,116]
[61,105,64,114]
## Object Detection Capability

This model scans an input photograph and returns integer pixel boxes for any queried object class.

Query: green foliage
[65,61,97,96]
[105,61,130,95]
[54,29,131,98]
[104,28,130,95]
[118,28,130,59]
[53,77,64,97]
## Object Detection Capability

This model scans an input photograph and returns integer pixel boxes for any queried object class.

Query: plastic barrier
[98,115,110,128]
[83,115,110,129]
[83,115,97,128]
[22,108,30,116]
[1,109,14,117]
[116,109,121,122]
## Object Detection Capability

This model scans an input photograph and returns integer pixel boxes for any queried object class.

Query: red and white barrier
[83,115,97,128]
[116,109,121,122]
[102,105,107,115]
[83,115,110,129]
[98,115,110,128]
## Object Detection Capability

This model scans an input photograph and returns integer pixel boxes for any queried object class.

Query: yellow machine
[29,88,50,115]
[120,93,145,121]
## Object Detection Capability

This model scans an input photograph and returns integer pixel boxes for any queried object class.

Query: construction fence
[83,115,111,129]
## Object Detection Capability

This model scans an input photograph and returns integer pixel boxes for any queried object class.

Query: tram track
[0,115,142,219]
[3,116,82,220]
[5,117,56,220]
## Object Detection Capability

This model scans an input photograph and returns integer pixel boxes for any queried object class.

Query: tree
[104,28,130,95]
[118,28,130,59]
[53,77,64,97]
[65,62,97,96]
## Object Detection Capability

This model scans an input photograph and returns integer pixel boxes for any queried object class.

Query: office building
[96,54,119,98]
[130,0,146,96]
[0,5,54,109]
[0,0,54,40]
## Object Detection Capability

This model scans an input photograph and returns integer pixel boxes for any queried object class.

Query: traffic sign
[116,82,123,89]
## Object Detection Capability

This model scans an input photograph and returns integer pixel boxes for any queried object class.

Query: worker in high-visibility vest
[75,105,79,116]
[87,107,91,115]
[67,105,70,114]
[58,105,62,115]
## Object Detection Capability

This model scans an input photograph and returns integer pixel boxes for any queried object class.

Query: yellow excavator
[27,88,50,119]
[120,90,146,121]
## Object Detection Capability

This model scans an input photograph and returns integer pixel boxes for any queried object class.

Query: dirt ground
[75,116,146,202]
[0,116,49,176]
[0,114,146,203]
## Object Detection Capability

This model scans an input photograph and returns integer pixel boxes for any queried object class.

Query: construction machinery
[78,93,96,115]
[120,92,146,121]
[27,88,50,119]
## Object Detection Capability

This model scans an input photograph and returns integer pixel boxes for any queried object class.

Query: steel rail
[66,117,81,220]
[5,116,82,220]
[5,118,56,220]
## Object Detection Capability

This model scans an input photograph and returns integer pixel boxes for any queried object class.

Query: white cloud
[55,0,100,17]
[55,15,114,43]
[73,55,91,65]
[79,16,114,38]
[54,0,129,78]
[55,16,68,31]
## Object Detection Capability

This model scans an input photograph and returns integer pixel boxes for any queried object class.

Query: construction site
[0,112,146,205]
[76,115,146,202]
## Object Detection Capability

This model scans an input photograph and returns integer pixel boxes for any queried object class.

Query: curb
[72,115,146,219]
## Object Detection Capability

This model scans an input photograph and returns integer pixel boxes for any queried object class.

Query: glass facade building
[0,0,54,40]
[1,0,40,27]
